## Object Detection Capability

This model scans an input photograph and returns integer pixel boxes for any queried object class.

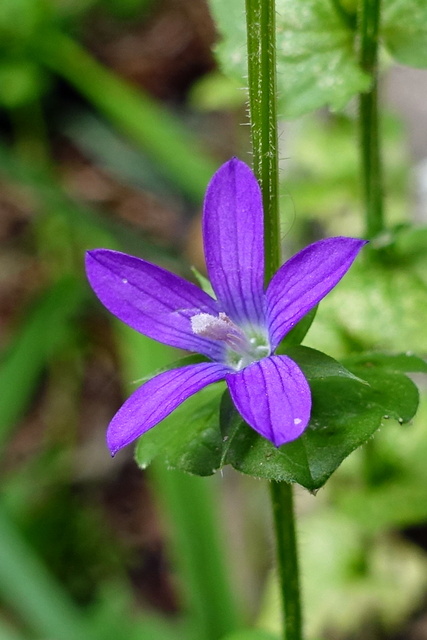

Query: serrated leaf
[134,345,419,485]
[135,383,224,476]
[382,0,427,68]
[209,0,370,117]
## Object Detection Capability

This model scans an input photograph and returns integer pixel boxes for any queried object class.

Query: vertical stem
[270,482,302,640]
[358,0,383,238]
[245,2,303,640]
[245,0,281,280]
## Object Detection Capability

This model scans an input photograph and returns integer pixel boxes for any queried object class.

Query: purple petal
[86,249,225,360]
[266,237,367,350]
[226,355,311,446]
[107,362,229,455]
[203,158,265,327]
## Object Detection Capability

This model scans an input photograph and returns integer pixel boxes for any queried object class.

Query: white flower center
[191,312,270,370]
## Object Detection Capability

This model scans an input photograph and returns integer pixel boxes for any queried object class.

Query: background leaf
[382,0,427,67]
[209,0,370,117]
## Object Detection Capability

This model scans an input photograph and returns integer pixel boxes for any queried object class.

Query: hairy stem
[358,0,383,238]
[245,2,303,639]
[245,0,281,280]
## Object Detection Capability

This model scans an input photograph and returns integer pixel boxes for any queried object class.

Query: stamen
[191,312,249,352]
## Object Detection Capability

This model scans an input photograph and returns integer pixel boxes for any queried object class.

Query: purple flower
[86,158,366,455]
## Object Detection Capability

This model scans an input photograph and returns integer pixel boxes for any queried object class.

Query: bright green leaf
[306,258,427,355]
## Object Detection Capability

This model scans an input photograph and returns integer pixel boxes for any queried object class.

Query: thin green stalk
[245,0,281,280]
[270,482,302,640]
[358,0,383,238]
[245,2,303,639]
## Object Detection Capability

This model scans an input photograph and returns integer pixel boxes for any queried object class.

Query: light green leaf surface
[382,0,427,67]
[335,396,427,532]
[306,257,427,355]
[210,0,370,117]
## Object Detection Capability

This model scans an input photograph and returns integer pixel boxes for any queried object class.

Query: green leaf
[382,0,427,67]
[209,0,370,117]
[35,31,216,202]
[344,351,427,374]
[222,365,418,490]
[135,348,419,487]
[283,345,365,382]
[306,257,427,355]
[135,383,224,476]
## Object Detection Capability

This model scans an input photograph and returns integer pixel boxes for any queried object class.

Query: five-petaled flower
[86,158,366,455]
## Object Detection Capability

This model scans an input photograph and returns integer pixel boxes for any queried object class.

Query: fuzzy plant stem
[245,2,303,639]
[358,0,384,238]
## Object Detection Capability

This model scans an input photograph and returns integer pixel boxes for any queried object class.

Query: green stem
[270,482,302,640]
[245,2,303,639]
[245,0,281,280]
[358,0,383,238]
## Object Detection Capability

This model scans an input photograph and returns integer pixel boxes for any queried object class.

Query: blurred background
[1,1,427,639]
